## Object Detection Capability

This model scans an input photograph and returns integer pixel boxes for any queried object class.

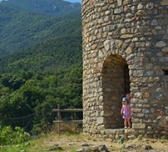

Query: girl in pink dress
[121,97,131,129]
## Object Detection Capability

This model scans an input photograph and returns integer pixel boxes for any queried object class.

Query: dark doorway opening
[163,69,168,75]
[102,54,130,129]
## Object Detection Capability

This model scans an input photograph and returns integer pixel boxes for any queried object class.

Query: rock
[76,148,84,152]
[84,146,98,152]
[49,146,62,151]
[124,144,136,150]
[98,145,109,152]
[79,145,110,152]
[81,142,90,146]
[155,41,166,48]
[142,144,153,150]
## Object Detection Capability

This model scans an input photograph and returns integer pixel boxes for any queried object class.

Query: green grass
[71,147,77,152]
[0,132,84,152]
[0,143,29,152]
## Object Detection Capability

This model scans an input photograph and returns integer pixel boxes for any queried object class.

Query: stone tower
[82,0,168,139]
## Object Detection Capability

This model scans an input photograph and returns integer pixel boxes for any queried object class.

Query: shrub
[138,135,143,140]
[0,126,30,145]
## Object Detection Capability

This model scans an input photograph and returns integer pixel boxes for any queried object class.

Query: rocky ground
[44,133,168,152]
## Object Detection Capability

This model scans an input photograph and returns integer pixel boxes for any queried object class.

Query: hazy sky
[0,0,81,3]
[64,0,81,3]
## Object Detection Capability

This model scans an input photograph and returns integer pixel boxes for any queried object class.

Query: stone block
[128,135,136,139]
[156,109,164,115]
[139,130,145,134]
[142,109,150,113]
[155,41,166,47]
[158,116,168,128]
[97,117,104,124]
[132,123,146,129]
[117,129,125,134]
[124,128,134,135]
[161,0,168,5]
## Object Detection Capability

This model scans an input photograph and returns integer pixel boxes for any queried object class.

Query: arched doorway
[102,54,130,129]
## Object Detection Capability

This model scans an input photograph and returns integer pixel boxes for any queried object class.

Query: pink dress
[122,104,131,119]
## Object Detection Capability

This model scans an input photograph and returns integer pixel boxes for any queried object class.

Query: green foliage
[71,147,78,152]
[1,0,81,17]
[0,4,81,55]
[138,135,143,140]
[63,131,73,136]
[0,0,83,135]
[103,131,106,135]
[0,34,82,74]
[0,67,83,134]
[0,126,30,145]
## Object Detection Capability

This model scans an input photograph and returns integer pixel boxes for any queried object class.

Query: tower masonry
[82,0,168,139]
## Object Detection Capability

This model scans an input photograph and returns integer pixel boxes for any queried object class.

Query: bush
[0,126,30,145]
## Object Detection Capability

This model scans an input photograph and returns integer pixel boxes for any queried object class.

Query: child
[121,97,131,129]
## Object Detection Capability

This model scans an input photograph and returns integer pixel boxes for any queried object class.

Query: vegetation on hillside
[0,33,82,134]
[0,66,83,134]
[0,0,81,16]
[0,4,81,55]
[0,0,82,135]
[0,33,82,73]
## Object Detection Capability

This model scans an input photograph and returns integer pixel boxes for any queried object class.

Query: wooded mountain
[0,0,81,55]
[0,0,82,134]
[0,0,81,16]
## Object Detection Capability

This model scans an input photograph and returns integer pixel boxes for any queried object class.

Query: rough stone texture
[82,0,168,139]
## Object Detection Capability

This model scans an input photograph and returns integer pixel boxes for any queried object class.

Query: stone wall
[82,0,168,139]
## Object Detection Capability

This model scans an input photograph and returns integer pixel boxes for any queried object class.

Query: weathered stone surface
[104,40,110,51]
[151,19,158,26]
[155,41,166,47]
[146,3,154,9]
[158,116,168,128]
[132,123,146,129]
[142,109,150,113]
[124,128,134,135]
[127,135,136,139]
[97,117,104,124]
[120,34,134,38]
[161,0,168,5]
[162,47,168,52]
[136,10,145,15]
[138,3,144,9]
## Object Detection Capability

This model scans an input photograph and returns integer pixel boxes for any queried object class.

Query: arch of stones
[82,0,168,139]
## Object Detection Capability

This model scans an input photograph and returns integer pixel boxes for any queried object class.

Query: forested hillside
[0,0,82,134]
[0,0,81,16]
[0,34,82,73]
[0,4,81,55]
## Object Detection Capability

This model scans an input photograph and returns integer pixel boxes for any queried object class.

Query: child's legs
[124,119,127,127]
[126,118,131,127]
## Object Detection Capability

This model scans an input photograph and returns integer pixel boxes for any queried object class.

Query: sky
[0,0,81,3]
[64,0,81,3]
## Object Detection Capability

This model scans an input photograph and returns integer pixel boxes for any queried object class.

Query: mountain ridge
[0,1,82,55]
[0,0,81,16]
